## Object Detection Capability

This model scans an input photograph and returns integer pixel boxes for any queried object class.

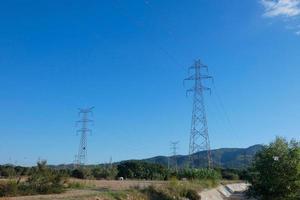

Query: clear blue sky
[0,0,299,166]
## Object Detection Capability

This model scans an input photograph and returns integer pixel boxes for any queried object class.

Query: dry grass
[0,179,166,200]
[0,179,216,200]
[68,178,167,190]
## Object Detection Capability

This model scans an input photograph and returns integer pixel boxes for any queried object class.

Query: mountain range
[53,144,264,169]
[141,144,263,169]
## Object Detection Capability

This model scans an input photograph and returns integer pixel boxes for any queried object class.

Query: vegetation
[1,161,230,182]
[219,168,242,180]
[92,165,118,180]
[139,178,219,200]
[0,160,223,198]
[117,161,168,180]
[0,161,66,197]
[142,181,202,200]
[177,168,221,181]
[71,168,90,179]
[0,165,29,178]
[246,137,300,200]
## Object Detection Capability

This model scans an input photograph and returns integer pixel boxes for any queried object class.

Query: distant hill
[142,144,263,169]
[51,145,263,170]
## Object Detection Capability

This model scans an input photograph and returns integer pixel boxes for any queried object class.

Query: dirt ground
[0,180,167,200]
[0,179,249,200]
[0,190,101,200]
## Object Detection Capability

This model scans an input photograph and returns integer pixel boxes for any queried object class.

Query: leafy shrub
[0,180,18,197]
[71,167,92,179]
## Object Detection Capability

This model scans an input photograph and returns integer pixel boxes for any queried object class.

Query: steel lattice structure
[184,60,212,168]
[169,141,179,171]
[75,107,94,166]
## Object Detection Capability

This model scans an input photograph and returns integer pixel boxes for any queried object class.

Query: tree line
[1,137,298,199]
[1,161,240,181]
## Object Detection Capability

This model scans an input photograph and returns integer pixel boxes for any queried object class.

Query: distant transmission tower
[184,60,212,168]
[75,107,94,166]
[169,141,179,171]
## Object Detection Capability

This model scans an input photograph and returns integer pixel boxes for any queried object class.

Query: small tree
[247,137,300,200]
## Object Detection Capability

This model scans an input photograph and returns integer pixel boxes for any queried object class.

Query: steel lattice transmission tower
[184,60,212,168]
[75,107,94,166]
[168,141,179,171]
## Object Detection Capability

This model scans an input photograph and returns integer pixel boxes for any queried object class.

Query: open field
[0,179,249,200]
[0,179,171,200]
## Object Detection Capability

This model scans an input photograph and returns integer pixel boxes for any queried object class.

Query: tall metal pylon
[75,107,94,166]
[184,60,212,168]
[169,141,179,171]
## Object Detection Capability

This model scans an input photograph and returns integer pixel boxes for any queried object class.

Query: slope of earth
[200,183,255,200]
[144,144,263,169]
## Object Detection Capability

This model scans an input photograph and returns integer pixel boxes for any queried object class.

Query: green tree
[91,166,118,180]
[247,137,300,200]
[117,161,168,180]
[71,167,92,179]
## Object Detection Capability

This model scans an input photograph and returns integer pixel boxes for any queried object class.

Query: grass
[67,179,219,200]
[1,178,222,200]
[67,181,96,190]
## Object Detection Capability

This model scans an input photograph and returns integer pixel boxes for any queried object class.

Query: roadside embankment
[200,183,254,200]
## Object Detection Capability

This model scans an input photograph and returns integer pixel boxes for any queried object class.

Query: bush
[71,167,92,179]
[246,137,300,200]
[143,185,174,200]
[71,169,85,179]
[0,180,18,197]
[92,166,118,180]
[221,169,239,180]
[0,161,66,197]
[184,189,200,200]
[24,161,66,194]
[142,183,201,200]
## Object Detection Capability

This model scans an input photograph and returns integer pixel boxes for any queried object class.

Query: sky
[0,0,300,166]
